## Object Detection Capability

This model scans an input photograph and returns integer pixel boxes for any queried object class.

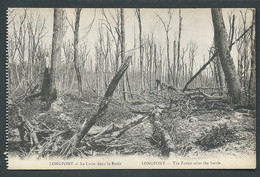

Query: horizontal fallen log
[186,87,225,91]
[183,90,228,102]
[92,114,148,140]
[198,91,226,100]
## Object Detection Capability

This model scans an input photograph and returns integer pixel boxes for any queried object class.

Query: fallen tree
[182,24,253,92]
[60,114,148,157]
[74,55,132,146]
[9,75,239,158]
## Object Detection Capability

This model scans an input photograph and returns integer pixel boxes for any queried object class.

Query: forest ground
[8,88,256,160]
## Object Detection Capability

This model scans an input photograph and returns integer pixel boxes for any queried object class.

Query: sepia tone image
[7,8,256,169]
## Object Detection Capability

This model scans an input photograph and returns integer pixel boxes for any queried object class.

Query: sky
[8,8,253,70]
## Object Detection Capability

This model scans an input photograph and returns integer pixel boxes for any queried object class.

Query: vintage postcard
[6,8,256,169]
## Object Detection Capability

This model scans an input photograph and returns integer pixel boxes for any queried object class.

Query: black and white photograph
[6,8,256,169]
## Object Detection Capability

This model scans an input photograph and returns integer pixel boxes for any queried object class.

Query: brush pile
[8,87,255,159]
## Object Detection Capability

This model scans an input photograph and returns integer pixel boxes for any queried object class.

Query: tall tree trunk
[249,9,256,108]
[27,33,31,83]
[216,54,225,89]
[126,71,133,99]
[136,8,144,94]
[149,40,153,91]
[166,32,171,84]
[74,8,83,98]
[154,44,157,85]
[121,8,127,100]
[173,41,176,86]
[45,8,63,106]
[211,8,242,104]
[176,9,182,88]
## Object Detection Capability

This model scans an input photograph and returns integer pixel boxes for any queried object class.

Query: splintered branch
[74,55,132,146]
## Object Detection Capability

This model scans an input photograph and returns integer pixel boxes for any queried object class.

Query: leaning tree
[211,8,242,104]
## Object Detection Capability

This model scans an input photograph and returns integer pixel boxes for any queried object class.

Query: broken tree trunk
[154,121,175,156]
[16,107,39,147]
[41,67,51,101]
[23,67,50,103]
[150,108,175,156]
[74,56,132,146]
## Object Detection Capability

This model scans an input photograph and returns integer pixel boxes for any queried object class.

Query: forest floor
[8,89,256,160]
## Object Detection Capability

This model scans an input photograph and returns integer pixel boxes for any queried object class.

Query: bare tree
[213,12,235,90]
[62,40,74,89]
[102,9,120,72]
[158,45,164,84]
[12,9,28,89]
[180,47,188,86]
[27,15,47,82]
[146,32,155,91]
[228,13,235,51]
[215,46,226,89]
[182,23,252,92]
[135,8,144,94]
[211,8,242,104]
[157,9,173,85]
[44,8,64,106]
[121,8,127,100]
[153,43,157,89]
[188,41,198,82]
[176,9,182,88]
[172,40,176,85]
[98,24,111,92]
[73,8,83,97]
[238,10,250,93]
[65,8,83,97]
[249,9,256,108]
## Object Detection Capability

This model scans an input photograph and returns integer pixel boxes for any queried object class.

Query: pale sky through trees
[8,8,253,70]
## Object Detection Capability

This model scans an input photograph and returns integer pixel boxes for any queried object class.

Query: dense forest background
[8,8,254,100]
